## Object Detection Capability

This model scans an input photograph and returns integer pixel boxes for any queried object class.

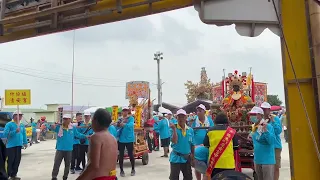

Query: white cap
[13,110,23,115]
[122,106,130,111]
[261,102,271,109]
[176,109,187,116]
[63,114,72,119]
[167,110,172,115]
[157,112,164,118]
[249,107,264,115]
[84,111,91,116]
[197,104,206,111]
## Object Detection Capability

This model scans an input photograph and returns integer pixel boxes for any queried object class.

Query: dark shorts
[161,137,170,147]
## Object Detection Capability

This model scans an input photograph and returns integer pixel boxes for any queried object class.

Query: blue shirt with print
[119,116,135,143]
[108,125,117,138]
[153,116,160,133]
[156,118,170,140]
[169,126,194,163]
[191,116,214,146]
[270,116,282,149]
[53,125,87,151]
[252,123,276,165]
[195,146,209,162]
[77,122,94,145]
[31,122,37,133]
[3,121,28,148]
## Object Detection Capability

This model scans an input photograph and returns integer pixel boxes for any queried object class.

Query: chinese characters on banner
[5,89,31,105]
[111,106,118,122]
[253,82,267,106]
[212,84,223,103]
[134,106,142,128]
[125,81,149,99]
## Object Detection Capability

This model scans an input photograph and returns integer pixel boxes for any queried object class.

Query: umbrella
[83,107,105,114]
[271,106,282,111]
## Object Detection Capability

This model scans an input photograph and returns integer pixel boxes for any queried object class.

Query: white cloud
[0,7,284,108]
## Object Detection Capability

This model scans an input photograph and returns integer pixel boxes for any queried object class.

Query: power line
[0,63,128,82]
[0,67,126,87]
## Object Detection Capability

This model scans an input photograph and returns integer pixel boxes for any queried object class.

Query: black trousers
[169,162,193,180]
[145,130,153,152]
[70,144,80,169]
[77,145,88,168]
[6,146,22,178]
[118,142,135,171]
[0,139,7,179]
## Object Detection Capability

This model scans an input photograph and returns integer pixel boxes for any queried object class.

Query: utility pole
[154,52,163,106]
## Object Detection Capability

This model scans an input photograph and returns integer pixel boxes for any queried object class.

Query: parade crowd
[0,102,287,180]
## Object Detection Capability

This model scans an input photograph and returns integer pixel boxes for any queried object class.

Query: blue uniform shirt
[270,116,282,149]
[31,122,37,133]
[3,121,28,148]
[158,119,170,140]
[169,125,194,163]
[108,125,117,138]
[77,122,94,145]
[54,125,86,151]
[195,146,209,162]
[119,116,135,143]
[153,116,160,133]
[252,123,276,165]
[169,118,178,125]
[191,116,214,146]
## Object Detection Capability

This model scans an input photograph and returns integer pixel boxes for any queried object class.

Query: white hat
[122,106,130,111]
[176,109,187,116]
[249,107,264,115]
[261,102,271,109]
[157,112,164,118]
[13,110,23,115]
[63,114,72,119]
[197,104,206,111]
[167,110,173,115]
[84,111,91,116]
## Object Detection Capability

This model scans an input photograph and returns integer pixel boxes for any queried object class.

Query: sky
[0,7,284,109]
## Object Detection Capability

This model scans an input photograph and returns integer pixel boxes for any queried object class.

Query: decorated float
[112,81,153,165]
[211,70,264,179]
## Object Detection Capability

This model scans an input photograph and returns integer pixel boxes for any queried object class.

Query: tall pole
[71,30,75,118]
[154,52,163,106]
[223,69,226,96]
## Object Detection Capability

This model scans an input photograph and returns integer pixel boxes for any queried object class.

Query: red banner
[212,83,223,103]
[206,127,236,177]
[253,82,267,106]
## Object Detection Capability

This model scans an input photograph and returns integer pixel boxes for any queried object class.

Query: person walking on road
[249,106,276,180]
[76,108,118,180]
[261,102,282,180]
[70,113,83,174]
[77,112,94,170]
[155,112,171,158]
[169,109,195,180]
[117,107,136,177]
[50,114,88,180]
[3,110,28,180]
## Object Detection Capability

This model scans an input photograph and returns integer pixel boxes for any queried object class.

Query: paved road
[18,140,291,180]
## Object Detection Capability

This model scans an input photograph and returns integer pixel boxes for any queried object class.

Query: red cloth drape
[234,150,241,172]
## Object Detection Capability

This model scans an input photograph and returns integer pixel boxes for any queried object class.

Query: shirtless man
[76,108,118,180]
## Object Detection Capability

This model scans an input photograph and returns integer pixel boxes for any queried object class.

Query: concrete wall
[46,104,60,111]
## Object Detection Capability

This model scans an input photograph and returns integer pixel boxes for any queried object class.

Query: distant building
[33,104,92,123]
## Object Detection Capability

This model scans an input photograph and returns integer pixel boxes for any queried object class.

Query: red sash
[206,127,236,177]
[92,176,117,180]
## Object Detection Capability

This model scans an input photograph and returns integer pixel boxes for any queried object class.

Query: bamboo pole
[308,0,320,108]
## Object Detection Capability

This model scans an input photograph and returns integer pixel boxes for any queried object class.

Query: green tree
[267,95,283,106]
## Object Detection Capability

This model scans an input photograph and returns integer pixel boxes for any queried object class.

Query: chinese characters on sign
[134,106,142,128]
[5,89,31,105]
[125,81,149,99]
[111,105,119,122]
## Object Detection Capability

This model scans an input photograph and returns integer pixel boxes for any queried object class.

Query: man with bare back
[76,108,118,180]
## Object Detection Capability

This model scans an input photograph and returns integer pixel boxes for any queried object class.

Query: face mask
[250,116,258,123]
